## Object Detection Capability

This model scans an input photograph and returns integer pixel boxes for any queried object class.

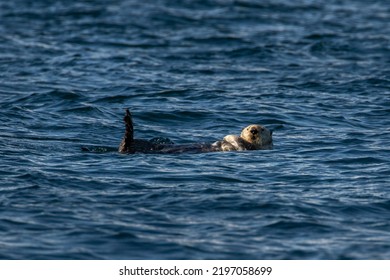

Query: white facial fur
[240,124,273,148]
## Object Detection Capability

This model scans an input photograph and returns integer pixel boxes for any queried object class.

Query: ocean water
[1,0,389,259]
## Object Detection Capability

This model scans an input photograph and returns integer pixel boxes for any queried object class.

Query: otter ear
[270,130,273,136]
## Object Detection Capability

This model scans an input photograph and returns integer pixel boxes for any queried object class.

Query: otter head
[240,124,273,149]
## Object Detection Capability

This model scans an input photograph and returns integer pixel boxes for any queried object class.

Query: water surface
[0,0,389,259]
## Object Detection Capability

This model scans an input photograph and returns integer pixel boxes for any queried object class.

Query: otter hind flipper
[119,108,135,153]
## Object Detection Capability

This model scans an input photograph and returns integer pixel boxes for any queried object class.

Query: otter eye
[250,129,258,135]
[261,128,265,132]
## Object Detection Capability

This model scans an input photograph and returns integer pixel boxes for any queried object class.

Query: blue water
[1,0,390,259]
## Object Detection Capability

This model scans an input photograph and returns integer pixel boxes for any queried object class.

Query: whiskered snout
[241,124,273,148]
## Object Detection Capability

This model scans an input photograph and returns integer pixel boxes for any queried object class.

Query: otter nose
[250,129,258,135]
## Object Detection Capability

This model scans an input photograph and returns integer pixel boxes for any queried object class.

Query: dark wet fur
[118,109,220,154]
[118,109,136,153]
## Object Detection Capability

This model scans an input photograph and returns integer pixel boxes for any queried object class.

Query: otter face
[240,124,273,148]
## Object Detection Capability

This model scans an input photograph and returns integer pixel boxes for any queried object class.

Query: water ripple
[1,0,389,260]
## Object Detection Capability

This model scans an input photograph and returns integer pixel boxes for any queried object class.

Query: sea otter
[118,109,272,154]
